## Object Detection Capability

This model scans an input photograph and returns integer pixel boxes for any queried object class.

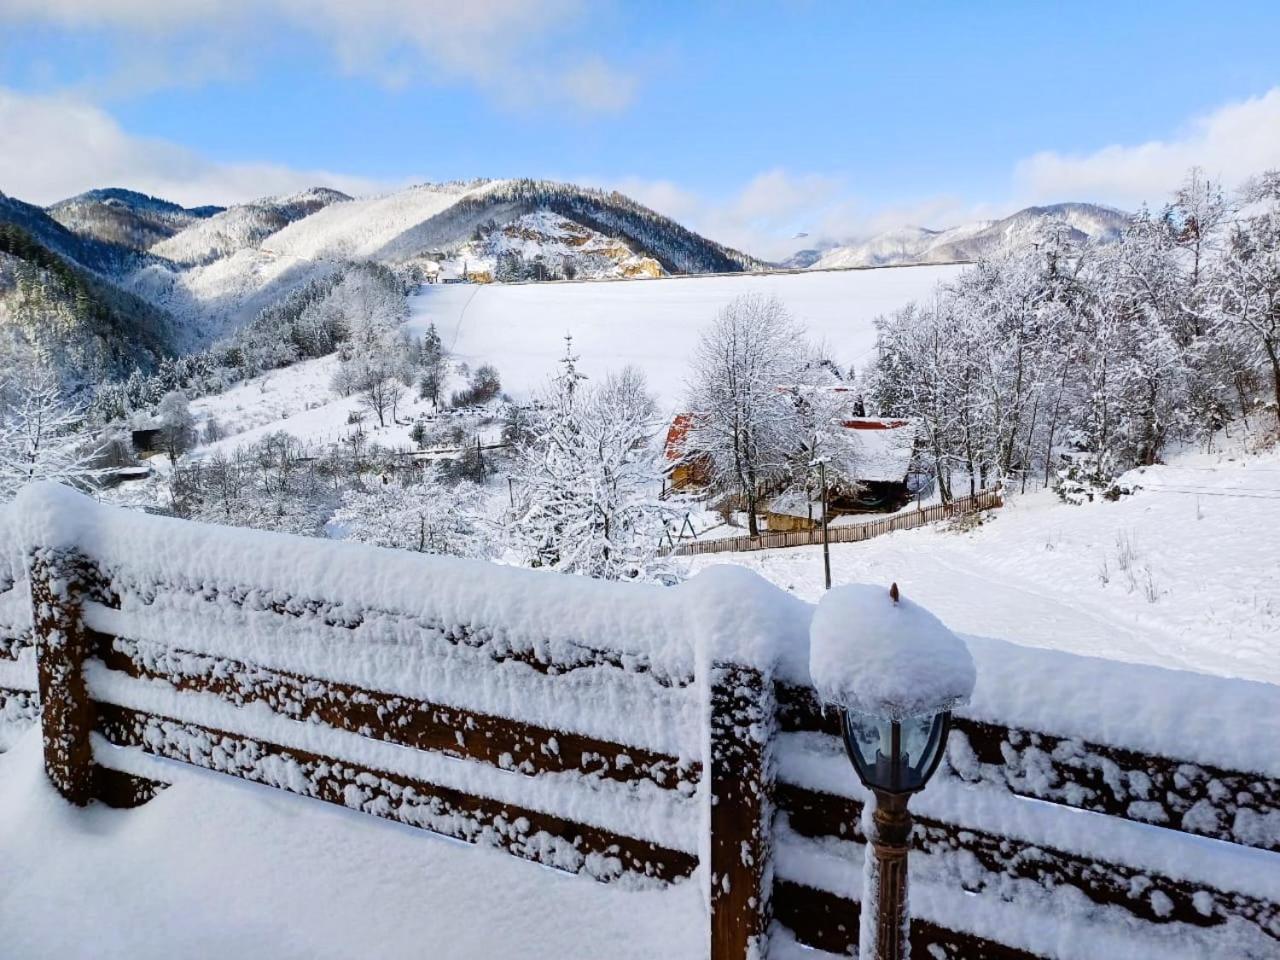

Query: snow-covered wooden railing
[0,484,798,960]
[672,487,1004,557]
[1,483,1278,960]
[770,641,1280,959]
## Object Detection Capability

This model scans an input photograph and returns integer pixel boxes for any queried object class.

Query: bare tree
[686,294,807,536]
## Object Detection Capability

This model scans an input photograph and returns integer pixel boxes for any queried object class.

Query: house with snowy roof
[764,417,918,530]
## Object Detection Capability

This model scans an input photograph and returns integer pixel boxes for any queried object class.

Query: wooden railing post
[709,661,776,960]
[29,547,95,806]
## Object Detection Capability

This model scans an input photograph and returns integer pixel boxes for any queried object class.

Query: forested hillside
[0,223,173,386]
[47,188,223,251]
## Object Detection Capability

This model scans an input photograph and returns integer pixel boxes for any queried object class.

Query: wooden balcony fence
[0,484,1276,959]
[672,488,1005,557]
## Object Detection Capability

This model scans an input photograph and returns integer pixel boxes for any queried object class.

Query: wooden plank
[709,663,774,960]
[778,783,1280,942]
[776,681,1280,853]
[96,633,699,793]
[89,571,693,689]
[29,548,96,805]
[773,879,1047,959]
[95,703,698,884]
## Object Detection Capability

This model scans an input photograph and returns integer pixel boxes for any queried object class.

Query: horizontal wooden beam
[778,783,1279,943]
[82,568,694,688]
[96,703,697,884]
[95,634,698,793]
[773,878,1046,959]
[776,681,1280,854]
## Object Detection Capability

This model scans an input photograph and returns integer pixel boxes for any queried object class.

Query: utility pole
[819,459,831,590]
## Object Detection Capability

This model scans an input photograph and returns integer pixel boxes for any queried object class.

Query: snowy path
[0,733,705,960]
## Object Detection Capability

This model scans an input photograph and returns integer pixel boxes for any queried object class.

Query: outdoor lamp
[809,582,976,960]
[839,706,951,796]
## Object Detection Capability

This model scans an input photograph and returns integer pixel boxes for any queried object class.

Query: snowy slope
[124,247,345,349]
[811,203,1129,268]
[260,183,476,261]
[46,187,220,251]
[407,263,965,405]
[151,188,350,266]
[691,439,1280,686]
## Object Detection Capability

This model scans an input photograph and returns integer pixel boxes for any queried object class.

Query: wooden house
[832,417,917,512]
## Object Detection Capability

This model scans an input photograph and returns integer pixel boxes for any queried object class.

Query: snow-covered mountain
[115,178,763,346]
[808,203,1130,269]
[47,188,223,252]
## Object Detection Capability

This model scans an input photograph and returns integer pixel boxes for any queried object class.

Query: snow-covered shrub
[1054,456,1138,504]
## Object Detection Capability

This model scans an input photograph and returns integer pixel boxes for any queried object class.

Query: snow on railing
[0,483,1277,960]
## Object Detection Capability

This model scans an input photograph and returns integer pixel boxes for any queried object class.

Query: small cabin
[763,489,824,532]
[833,418,917,512]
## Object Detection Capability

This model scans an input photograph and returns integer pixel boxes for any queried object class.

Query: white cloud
[1016,87,1280,208]
[0,0,635,113]
[0,87,387,206]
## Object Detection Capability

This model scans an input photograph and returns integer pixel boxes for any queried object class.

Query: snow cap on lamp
[809,581,976,720]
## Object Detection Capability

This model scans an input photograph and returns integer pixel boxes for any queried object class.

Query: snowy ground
[0,732,706,960]
[406,265,963,405]
[692,439,1280,686]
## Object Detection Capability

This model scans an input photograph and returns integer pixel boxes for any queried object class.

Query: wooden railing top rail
[776,680,1280,855]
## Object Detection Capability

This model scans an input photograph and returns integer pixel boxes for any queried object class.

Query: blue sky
[2,1,1279,256]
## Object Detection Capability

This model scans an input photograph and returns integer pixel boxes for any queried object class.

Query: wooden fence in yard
[673,488,1004,557]
[0,485,1277,959]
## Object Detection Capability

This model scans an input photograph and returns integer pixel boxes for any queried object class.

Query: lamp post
[808,582,976,960]
[839,700,952,959]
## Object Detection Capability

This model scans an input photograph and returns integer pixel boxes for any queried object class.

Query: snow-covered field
[407,265,964,405]
[0,733,705,960]
[159,265,957,457]
[693,439,1280,686]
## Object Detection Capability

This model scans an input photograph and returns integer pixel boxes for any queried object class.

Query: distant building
[762,488,825,532]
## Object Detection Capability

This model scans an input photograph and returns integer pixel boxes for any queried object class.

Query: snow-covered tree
[511,343,678,581]
[1212,170,1280,425]
[685,294,808,535]
[157,390,196,461]
[0,367,103,500]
